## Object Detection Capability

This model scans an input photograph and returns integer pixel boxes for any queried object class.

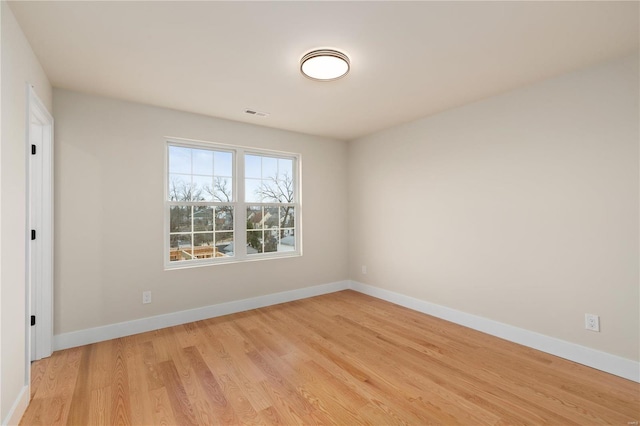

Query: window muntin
[167,145,235,262]
[166,140,299,267]
[246,206,296,254]
[244,155,294,203]
[168,146,233,203]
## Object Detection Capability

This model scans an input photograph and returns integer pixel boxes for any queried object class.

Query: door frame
[26,84,54,363]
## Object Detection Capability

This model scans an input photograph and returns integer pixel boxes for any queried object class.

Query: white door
[27,85,54,361]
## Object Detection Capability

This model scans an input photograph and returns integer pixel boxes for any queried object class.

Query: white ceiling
[9,1,639,141]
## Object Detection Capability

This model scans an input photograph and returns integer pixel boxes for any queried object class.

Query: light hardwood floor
[21,290,639,425]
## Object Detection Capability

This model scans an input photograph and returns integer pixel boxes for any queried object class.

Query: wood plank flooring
[21,290,640,425]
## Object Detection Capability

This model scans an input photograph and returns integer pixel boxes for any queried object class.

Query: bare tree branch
[169,177,203,202]
[203,177,233,203]
[255,173,295,238]
[256,173,294,203]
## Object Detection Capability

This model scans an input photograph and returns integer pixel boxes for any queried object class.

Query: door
[27,85,54,361]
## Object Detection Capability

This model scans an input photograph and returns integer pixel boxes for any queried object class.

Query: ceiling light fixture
[300,49,350,81]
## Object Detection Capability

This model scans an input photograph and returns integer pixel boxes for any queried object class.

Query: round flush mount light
[300,49,350,81]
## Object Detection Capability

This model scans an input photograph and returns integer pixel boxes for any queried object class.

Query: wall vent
[244,109,269,118]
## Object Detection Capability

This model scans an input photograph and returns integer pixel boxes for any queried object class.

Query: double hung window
[166,139,300,267]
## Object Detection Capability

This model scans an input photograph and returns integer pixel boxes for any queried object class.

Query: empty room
[1,1,639,424]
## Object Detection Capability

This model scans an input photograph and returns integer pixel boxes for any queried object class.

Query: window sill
[164,251,302,270]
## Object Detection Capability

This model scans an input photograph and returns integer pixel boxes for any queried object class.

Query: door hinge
[31,144,36,155]
[31,229,36,240]
[31,315,36,326]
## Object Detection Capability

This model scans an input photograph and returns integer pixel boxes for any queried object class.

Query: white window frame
[164,137,302,269]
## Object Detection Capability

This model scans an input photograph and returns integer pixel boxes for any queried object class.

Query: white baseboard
[349,280,640,383]
[2,385,29,426]
[54,280,350,351]
[52,278,639,383]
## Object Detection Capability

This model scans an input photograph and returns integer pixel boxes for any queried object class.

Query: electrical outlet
[362,265,367,275]
[585,313,600,332]
[142,291,152,304]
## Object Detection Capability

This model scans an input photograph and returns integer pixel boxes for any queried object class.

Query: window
[245,154,296,255]
[166,139,300,267]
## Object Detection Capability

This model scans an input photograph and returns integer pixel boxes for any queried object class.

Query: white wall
[0,1,52,422]
[348,54,639,362]
[53,89,349,335]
